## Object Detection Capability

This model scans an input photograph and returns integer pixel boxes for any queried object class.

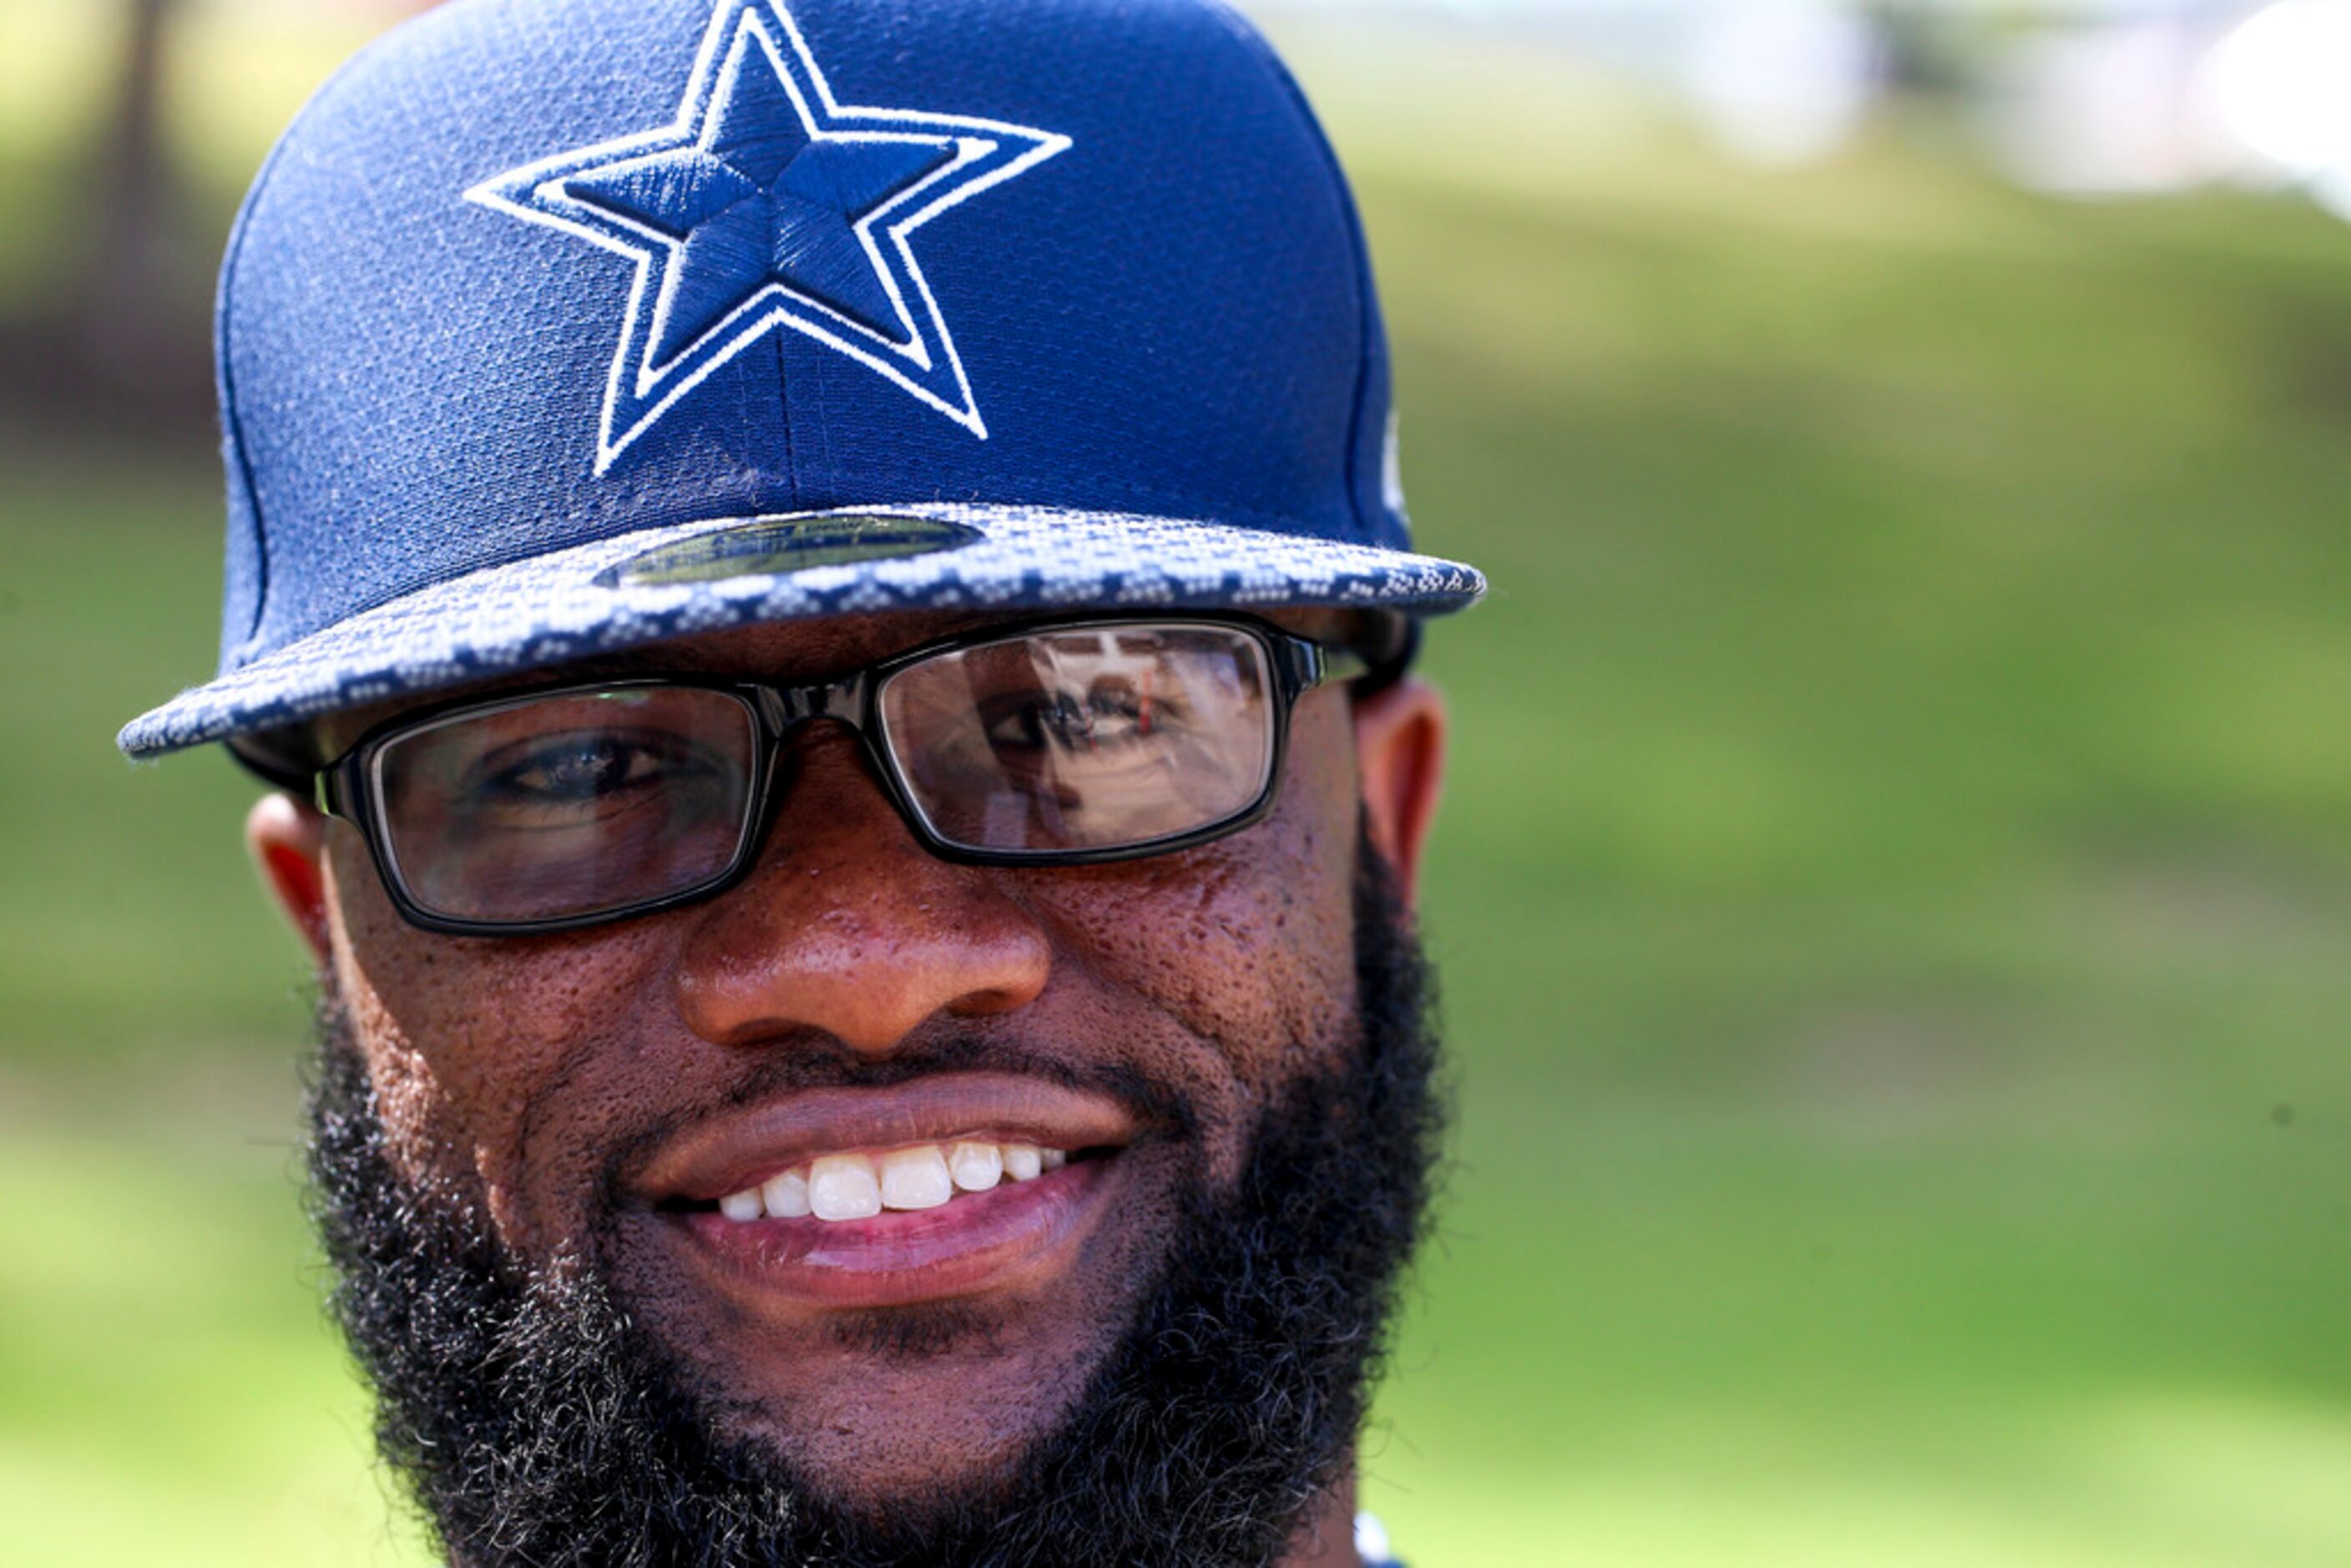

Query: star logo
[468,0,1070,472]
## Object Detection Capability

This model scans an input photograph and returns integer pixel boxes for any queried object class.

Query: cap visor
[118,503,1484,759]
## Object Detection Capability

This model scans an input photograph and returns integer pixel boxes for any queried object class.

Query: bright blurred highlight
[2202,2,2351,180]
[1681,1,1879,166]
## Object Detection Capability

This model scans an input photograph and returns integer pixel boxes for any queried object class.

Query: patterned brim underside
[118,503,1485,758]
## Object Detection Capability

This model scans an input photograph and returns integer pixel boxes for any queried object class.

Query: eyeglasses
[300,615,1386,936]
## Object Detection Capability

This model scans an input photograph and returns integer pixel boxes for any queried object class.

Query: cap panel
[220,0,1375,672]
[1191,0,1409,551]
[768,0,1363,536]
[224,0,801,670]
[216,69,321,671]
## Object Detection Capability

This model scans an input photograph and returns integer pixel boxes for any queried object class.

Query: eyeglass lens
[366,624,1279,927]
[373,686,763,925]
[877,624,1274,854]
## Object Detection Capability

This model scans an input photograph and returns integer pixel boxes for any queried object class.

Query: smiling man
[119,0,1484,1563]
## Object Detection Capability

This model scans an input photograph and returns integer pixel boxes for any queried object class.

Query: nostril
[943,971,1049,1021]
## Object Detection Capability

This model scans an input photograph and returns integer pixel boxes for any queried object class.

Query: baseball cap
[116,0,1484,764]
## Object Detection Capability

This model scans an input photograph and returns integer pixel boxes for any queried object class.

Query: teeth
[808,1154,882,1222]
[879,1146,954,1211]
[715,1139,1076,1222]
[761,1168,811,1219]
[948,1141,1003,1192]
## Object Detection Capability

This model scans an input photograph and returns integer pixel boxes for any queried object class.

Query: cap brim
[117,503,1484,760]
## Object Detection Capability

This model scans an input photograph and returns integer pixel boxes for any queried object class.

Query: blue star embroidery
[468,0,1070,471]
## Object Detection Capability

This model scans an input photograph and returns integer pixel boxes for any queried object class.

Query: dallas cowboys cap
[116,0,1485,761]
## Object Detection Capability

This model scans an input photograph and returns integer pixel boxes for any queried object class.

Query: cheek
[322,825,674,1252]
[1027,696,1363,1100]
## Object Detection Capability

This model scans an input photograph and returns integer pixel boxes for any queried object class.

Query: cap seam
[215,34,401,669]
[215,147,288,665]
[771,329,800,510]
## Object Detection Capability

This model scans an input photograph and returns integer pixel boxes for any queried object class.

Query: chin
[604,1160,1178,1502]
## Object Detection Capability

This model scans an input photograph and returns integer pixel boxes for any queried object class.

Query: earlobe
[1350,676,1448,908]
[246,792,335,965]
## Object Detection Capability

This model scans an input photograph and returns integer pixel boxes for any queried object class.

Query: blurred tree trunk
[71,0,205,394]
[99,0,174,268]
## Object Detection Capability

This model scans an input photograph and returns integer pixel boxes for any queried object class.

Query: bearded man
[119,0,1485,1562]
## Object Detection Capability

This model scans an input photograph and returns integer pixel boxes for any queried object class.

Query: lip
[626,1072,1140,1310]
[630,1072,1140,1202]
[675,1157,1117,1308]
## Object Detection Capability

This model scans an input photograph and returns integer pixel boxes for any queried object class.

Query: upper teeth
[717,1140,1071,1223]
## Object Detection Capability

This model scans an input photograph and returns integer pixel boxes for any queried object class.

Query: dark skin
[250,608,1447,1568]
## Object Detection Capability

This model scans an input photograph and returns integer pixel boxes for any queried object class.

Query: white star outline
[465,0,1071,473]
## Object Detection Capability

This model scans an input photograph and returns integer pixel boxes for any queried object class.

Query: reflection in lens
[879,625,1276,853]
[372,687,759,924]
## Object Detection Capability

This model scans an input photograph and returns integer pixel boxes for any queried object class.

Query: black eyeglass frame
[290,613,1394,938]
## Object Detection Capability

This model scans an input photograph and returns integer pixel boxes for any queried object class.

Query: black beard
[304,841,1443,1567]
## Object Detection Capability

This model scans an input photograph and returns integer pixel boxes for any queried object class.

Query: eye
[461,729,722,824]
[494,735,666,799]
[983,690,1090,751]
[980,681,1167,752]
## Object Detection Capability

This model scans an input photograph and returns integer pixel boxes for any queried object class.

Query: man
[119,0,1484,1562]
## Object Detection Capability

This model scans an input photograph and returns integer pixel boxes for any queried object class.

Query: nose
[670,727,1052,1056]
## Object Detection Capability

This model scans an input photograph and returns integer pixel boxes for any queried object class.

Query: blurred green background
[5,2,2350,1563]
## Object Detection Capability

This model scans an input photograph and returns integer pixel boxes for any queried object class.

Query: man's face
[255,609,1448,1556]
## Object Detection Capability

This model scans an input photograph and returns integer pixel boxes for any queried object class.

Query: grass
[8,9,2351,1565]
[0,1079,427,1566]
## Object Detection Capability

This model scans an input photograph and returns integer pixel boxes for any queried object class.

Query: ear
[1351,675,1448,909]
[246,792,334,965]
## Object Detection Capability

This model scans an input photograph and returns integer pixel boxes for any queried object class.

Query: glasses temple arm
[223,736,354,819]
[1302,615,1418,696]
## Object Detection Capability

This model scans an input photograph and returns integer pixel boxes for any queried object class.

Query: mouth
[630,1075,1138,1312]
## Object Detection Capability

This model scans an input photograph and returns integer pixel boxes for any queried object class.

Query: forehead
[298,607,1353,760]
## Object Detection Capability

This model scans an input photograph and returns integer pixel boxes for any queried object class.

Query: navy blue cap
[119,0,1484,760]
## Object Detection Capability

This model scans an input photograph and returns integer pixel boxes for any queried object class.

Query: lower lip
[673,1158,1115,1310]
